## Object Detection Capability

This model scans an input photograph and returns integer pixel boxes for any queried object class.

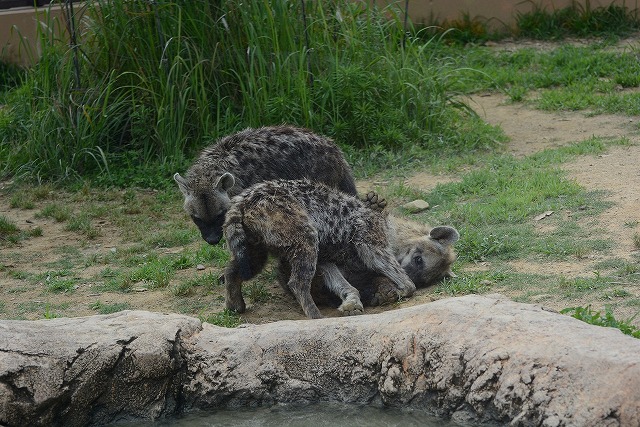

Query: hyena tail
[224,206,253,280]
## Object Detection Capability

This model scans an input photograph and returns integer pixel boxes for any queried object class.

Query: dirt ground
[1,92,639,325]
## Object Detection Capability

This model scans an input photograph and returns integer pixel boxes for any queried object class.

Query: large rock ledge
[1,294,638,427]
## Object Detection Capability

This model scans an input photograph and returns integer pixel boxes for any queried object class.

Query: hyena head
[174,172,235,245]
[396,226,460,288]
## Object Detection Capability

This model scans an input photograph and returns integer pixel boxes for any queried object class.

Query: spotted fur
[174,125,356,245]
[223,179,415,319]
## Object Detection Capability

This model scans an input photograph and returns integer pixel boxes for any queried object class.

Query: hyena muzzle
[174,125,357,245]
[222,179,416,319]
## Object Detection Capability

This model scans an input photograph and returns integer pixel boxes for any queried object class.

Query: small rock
[196,264,206,271]
[401,200,430,213]
[110,247,117,254]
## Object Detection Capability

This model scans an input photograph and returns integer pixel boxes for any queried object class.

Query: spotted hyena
[222,179,416,319]
[174,125,357,245]
[279,214,460,309]
[339,216,459,306]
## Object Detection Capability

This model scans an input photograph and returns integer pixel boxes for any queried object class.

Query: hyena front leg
[356,245,416,298]
[318,263,363,316]
[223,247,268,313]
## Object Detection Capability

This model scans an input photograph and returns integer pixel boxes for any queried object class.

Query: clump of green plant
[436,270,507,296]
[201,309,242,328]
[0,215,42,244]
[40,270,76,293]
[65,214,100,239]
[561,305,640,338]
[0,215,20,241]
[36,204,71,222]
[90,301,130,315]
[245,283,273,304]
[170,272,218,297]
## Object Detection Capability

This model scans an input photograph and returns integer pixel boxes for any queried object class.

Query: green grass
[201,309,243,328]
[435,270,507,296]
[90,301,131,315]
[561,305,640,338]
[170,272,215,297]
[36,204,71,222]
[0,0,492,186]
[0,215,42,244]
[442,43,640,112]
[386,138,623,264]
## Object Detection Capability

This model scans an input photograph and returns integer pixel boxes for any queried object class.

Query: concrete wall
[0,4,68,66]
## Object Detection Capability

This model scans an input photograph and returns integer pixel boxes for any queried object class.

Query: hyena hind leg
[318,263,363,316]
[287,249,323,319]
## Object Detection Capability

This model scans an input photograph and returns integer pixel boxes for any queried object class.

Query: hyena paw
[369,282,401,306]
[362,191,387,212]
[338,294,364,316]
[226,298,246,314]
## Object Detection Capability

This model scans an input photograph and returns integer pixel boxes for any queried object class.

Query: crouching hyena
[174,125,357,245]
[222,179,416,319]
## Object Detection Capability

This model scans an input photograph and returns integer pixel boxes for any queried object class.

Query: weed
[245,283,273,304]
[0,215,20,242]
[89,301,130,315]
[561,305,640,338]
[0,216,41,244]
[65,214,100,239]
[436,270,506,296]
[43,304,61,319]
[145,227,197,249]
[10,194,34,209]
[201,309,242,328]
[602,289,631,300]
[170,282,195,297]
[46,277,76,293]
[633,233,640,250]
[36,204,71,222]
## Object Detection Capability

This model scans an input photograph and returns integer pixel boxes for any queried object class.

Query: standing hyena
[222,179,416,319]
[173,125,357,245]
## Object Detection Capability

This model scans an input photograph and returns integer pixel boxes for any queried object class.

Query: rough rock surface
[1,294,639,426]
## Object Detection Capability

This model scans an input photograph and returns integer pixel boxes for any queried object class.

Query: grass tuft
[561,305,640,338]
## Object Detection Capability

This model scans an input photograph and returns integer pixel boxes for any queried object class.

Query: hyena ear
[173,173,191,196]
[215,172,235,192]
[429,226,460,245]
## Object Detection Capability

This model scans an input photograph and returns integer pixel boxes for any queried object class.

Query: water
[124,402,462,426]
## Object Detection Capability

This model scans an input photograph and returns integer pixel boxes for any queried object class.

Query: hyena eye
[413,255,423,266]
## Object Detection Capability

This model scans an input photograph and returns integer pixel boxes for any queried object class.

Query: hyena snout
[191,215,225,245]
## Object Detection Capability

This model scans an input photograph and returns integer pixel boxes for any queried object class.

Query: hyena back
[174,125,357,245]
[223,179,416,319]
